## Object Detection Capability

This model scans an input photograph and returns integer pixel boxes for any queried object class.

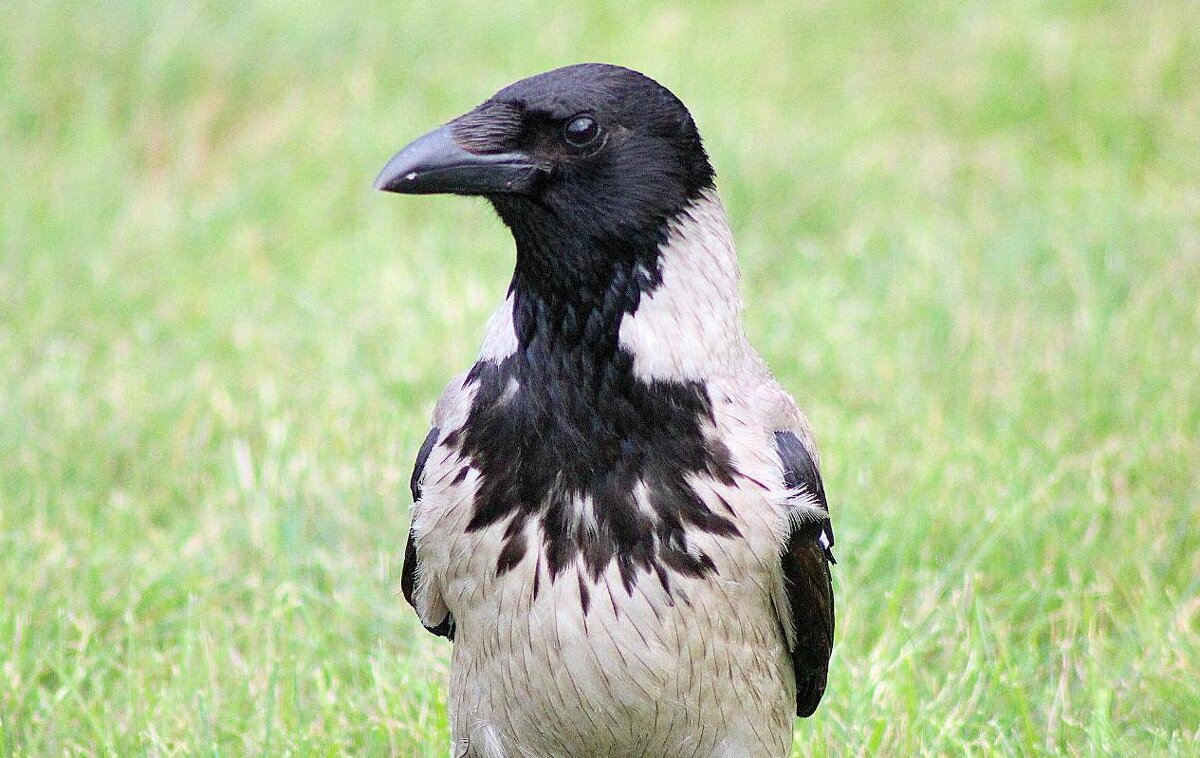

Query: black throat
[503,200,666,381]
[448,197,743,602]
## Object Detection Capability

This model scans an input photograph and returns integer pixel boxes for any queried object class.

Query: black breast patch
[455,352,740,596]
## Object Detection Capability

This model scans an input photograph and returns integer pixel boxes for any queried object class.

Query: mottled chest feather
[453,350,742,595]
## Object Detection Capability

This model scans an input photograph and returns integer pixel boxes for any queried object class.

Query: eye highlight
[562,115,601,148]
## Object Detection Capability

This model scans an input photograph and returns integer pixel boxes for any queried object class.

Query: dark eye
[563,115,600,147]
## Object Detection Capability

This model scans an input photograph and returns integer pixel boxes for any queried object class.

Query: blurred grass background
[2,0,1199,755]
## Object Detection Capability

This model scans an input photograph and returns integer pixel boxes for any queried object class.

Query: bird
[376,63,836,758]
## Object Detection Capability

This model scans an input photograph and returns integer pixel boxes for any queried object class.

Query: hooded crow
[377,63,836,758]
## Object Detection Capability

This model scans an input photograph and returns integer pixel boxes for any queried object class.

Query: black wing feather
[402,426,455,640]
[774,430,835,717]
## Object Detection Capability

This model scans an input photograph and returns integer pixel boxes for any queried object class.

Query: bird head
[376,64,716,287]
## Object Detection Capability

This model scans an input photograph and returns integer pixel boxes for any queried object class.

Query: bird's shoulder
[711,359,835,718]
[704,356,821,467]
[429,369,476,431]
[402,370,480,639]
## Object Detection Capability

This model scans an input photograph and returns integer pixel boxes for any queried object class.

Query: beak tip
[373,167,409,193]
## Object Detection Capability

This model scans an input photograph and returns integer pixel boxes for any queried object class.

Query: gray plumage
[378,64,835,758]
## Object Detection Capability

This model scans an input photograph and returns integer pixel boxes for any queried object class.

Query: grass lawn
[3,1,1198,754]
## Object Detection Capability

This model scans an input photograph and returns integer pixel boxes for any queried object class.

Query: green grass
[3,0,1199,754]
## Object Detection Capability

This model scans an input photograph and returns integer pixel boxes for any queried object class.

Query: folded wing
[773,429,835,717]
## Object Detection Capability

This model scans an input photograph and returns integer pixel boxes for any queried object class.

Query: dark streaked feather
[782,540,833,717]
[457,352,741,602]
[459,353,740,598]
[774,430,836,563]
[409,426,441,503]
[403,426,455,640]
[774,430,835,717]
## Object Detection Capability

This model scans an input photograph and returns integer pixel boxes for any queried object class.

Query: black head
[376,64,714,296]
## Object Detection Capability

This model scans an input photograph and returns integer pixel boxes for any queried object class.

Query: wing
[401,425,456,640]
[774,429,835,717]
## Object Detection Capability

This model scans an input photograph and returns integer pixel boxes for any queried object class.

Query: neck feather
[478,189,745,382]
[617,189,745,381]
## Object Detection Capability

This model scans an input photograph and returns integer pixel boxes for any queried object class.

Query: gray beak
[374,124,544,196]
